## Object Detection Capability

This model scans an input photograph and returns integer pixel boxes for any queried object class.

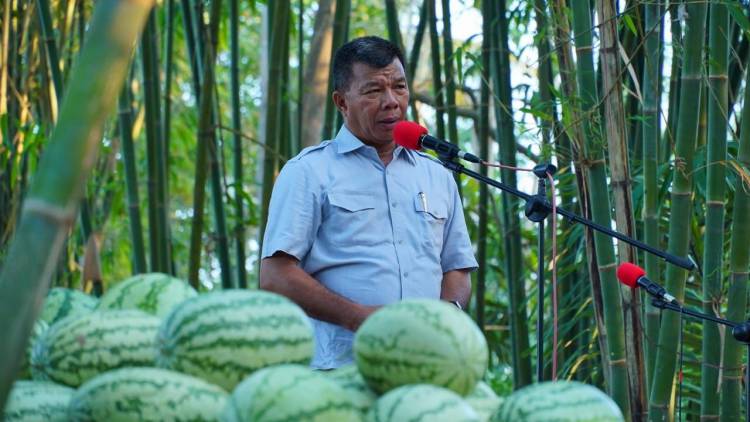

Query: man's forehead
[351,60,406,84]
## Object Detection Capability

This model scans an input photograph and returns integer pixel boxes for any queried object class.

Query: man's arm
[440,269,472,309]
[260,253,379,331]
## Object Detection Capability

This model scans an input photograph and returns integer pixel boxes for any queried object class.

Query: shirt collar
[334,125,417,166]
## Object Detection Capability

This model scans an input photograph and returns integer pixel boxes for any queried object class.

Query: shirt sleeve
[261,159,321,261]
[440,175,478,272]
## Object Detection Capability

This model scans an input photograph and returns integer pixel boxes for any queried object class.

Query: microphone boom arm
[437,159,695,271]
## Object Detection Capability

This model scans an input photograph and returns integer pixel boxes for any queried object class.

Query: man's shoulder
[412,151,452,175]
[288,140,335,164]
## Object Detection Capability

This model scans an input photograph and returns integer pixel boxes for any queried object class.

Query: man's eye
[365,89,380,94]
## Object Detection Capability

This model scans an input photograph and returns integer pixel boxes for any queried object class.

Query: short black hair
[332,36,406,92]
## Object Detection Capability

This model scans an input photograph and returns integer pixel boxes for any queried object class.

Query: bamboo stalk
[441,0,458,145]
[426,0,445,139]
[407,1,427,121]
[595,0,643,418]
[0,0,153,407]
[641,0,663,394]
[320,0,350,141]
[491,0,532,389]
[384,0,404,54]
[648,3,707,420]
[476,0,493,333]
[118,80,147,274]
[187,0,224,288]
[570,1,630,416]
[230,0,247,288]
[719,50,750,422]
[700,2,729,419]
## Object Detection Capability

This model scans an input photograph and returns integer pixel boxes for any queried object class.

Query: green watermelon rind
[367,384,480,422]
[491,381,624,422]
[156,289,314,391]
[4,380,74,422]
[18,319,49,379]
[325,363,378,413]
[354,299,488,396]
[31,310,160,387]
[223,364,363,422]
[97,272,197,317]
[39,288,97,326]
[69,367,228,422]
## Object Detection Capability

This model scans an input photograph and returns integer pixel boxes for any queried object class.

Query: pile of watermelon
[5,275,623,421]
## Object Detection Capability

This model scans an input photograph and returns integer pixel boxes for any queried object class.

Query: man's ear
[332,91,346,115]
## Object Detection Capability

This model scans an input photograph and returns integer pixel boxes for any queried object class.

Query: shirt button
[404,272,409,278]
[391,202,397,208]
[398,239,403,245]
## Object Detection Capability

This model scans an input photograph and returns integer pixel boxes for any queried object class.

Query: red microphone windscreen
[393,121,427,151]
[616,262,646,288]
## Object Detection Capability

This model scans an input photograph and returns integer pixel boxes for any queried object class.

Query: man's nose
[381,88,398,108]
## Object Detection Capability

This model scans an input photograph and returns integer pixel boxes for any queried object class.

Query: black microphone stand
[651,298,750,422]
[434,154,695,383]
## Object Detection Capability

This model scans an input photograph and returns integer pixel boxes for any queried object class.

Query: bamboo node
[22,199,77,225]
[578,158,606,169]
[609,358,627,367]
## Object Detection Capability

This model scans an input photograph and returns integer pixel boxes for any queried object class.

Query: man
[260,36,477,369]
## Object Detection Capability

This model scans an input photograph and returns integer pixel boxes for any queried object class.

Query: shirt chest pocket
[326,192,385,246]
[413,193,448,252]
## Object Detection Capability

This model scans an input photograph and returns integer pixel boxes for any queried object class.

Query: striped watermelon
[367,384,480,422]
[354,299,488,395]
[97,272,197,317]
[491,381,624,421]
[156,290,314,391]
[223,364,363,422]
[69,367,228,421]
[39,287,97,325]
[18,319,48,379]
[4,381,74,422]
[31,310,160,387]
[465,381,503,422]
[325,363,377,413]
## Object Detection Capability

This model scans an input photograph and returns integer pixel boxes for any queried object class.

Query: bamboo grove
[2,0,750,420]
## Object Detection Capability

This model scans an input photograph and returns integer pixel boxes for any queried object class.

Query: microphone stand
[434,155,695,383]
[650,298,750,422]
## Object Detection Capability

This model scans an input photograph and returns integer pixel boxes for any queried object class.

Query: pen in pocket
[419,192,428,211]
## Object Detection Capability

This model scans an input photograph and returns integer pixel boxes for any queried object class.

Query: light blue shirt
[261,125,478,369]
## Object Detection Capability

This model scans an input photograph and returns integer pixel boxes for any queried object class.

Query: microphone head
[393,121,427,151]
[616,262,646,288]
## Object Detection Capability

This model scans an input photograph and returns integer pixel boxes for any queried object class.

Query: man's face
[333,59,409,149]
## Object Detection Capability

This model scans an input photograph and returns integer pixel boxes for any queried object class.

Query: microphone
[393,121,481,163]
[616,262,677,303]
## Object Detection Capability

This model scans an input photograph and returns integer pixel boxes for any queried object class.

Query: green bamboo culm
[440,0,458,146]
[140,8,171,273]
[701,1,729,419]
[475,0,493,333]
[641,0,663,392]
[258,0,291,257]
[426,0,445,139]
[0,0,154,408]
[719,37,750,422]
[118,80,148,274]
[648,3,707,421]
[320,0,350,141]
[187,0,225,288]
[570,0,630,415]
[35,0,64,102]
[230,0,247,288]
[490,0,532,389]
[407,1,427,121]
[384,0,405,54]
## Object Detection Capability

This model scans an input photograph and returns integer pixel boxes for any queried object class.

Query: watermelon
[39,287,97,325]
[354,299,488,395]
[97,272,197,317]
[465,381,503,422]
[491,381,624,421]
[222,364,363,422]
[18,319,48,379]
[325,363,377,413]
[4,380,74,422]
[156,289,314,391]
[367,384,480,422]
[31,310,160,387]
[69,367,228,421]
